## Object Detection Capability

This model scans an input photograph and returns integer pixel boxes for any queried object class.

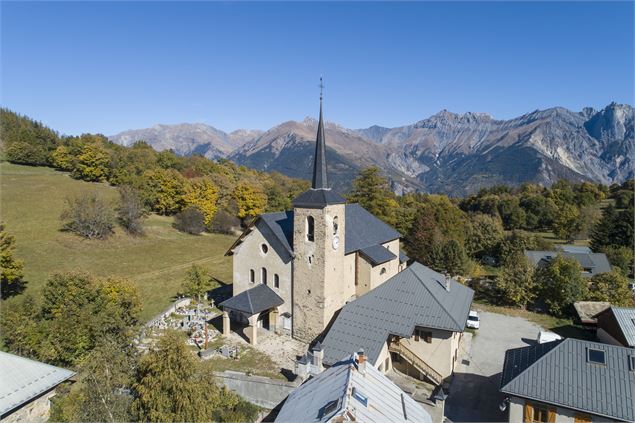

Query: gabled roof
[275,354,432,423]
[556,245,592,254]
[219,284,284,315]
[227,204,400,259]
[0,351,75,417]
[524,250,611,277]
[596,307,635,347]
[500,339,635,421]
[358,244,397,266]
[292,189,346,208]
[322,262,474,366]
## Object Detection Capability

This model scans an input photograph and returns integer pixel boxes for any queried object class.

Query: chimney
[355,349,367,374]
[295,354,309,381]
[312,341,324,372]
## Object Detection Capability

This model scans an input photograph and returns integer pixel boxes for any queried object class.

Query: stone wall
[214,371,299,409]
[3,390,55,423]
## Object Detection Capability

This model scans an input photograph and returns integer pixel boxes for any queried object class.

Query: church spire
[312,77,328,190]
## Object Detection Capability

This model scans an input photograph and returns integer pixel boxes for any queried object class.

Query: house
[595,307,635,348]
[573,301,610,327]
[275,350,433,423]
[524,250,611,277]
[321,262,474,385]
[221,89,406,345]
[0,351,75,422]
[500,338,635,422]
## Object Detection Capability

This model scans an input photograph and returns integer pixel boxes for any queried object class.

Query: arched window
[306,216,315,242]
[250,269,255,283]
[261,267,267,285]
[274,274,280,288]
[380,267,387,275]
[333,216,339,235]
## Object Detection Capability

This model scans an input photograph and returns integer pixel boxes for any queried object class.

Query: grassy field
[1,162,235,321]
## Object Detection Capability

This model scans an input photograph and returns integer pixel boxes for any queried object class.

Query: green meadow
[1,162,234,321]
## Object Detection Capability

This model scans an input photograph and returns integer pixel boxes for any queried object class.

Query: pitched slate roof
[358,244,397,266]
[0,351,75,417]
[228,204,400,259]
[292,189,346,208]
[219,283,284,315]
[500,338,635,421]
[275,354,432,423]
[524,250,611,277]
[322,262,474,366]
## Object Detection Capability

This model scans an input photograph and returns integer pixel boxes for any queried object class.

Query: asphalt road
[445,311,543,422]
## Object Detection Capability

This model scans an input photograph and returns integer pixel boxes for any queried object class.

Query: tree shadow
[1,278,28,299]
[550,324,596,341]
[208,279,232,305]
[445,372,506,422]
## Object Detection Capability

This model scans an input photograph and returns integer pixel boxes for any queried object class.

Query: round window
[261,244,268,254]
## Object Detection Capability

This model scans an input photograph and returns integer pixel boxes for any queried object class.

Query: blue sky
[1,1,633,135]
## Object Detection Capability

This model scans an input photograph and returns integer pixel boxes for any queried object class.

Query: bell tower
[292,79,350,343]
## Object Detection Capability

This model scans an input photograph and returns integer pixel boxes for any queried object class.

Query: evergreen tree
[181,264,212,302]
[347,167,398,225]
[442,239,470,276]
[0,222,25,298]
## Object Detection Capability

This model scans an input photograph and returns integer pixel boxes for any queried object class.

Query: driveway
[445,311,543,422]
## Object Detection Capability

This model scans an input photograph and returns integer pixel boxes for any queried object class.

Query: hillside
[0,162,234,321]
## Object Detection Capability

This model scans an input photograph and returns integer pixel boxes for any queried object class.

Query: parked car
[466,310,480,329]
[537,330,563,344]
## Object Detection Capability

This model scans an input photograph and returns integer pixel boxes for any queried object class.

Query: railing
[389,340,443,386]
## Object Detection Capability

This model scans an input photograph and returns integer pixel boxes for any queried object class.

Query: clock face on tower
[332,235,340,250]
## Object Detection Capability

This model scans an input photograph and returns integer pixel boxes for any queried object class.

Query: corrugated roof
[358,244,397,266]
[500,339,635,421]
[399,251,409,264]
[524,250,611,277]
[322,262,474,366]
[556,245,592,254]
[275,354,432,423]
[610,307,635,347]
[0,351,75,417]
[219,283,284,315]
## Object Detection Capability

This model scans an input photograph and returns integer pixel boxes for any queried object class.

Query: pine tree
[347,167,398,225]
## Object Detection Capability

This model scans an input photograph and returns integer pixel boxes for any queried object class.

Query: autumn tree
[535,255,587,317]
[0,222,25,298]
[117,186,147,236]
[602,245,633,276]
[232,182,267,222]
[60,192,115,239]
[139,168,186,215]
[496,254,536,308]
[552,203,581,240]
[465,214,504,259]
[73,143,111,182]
[182,178,219,225]
[133,331,240,422]
[347,167,398,225]
[588,271,633,307]
[51,145,75,171]
[181,264,212,302]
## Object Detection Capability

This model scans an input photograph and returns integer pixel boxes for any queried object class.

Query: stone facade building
[222,92,407,344]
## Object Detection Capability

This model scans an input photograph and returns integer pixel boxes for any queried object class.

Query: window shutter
[523,403,533,423]
[547,408,556,423]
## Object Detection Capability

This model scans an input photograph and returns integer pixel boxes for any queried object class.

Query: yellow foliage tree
[73,143,110,182]
[140,168,186,215]
[182,178,219,225]
[51,145,74,171]
[232,182,267,220]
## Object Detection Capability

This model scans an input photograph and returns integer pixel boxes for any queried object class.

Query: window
[261,243,268,254]
[249,269,255,283]
[629,355,635,371]
[380,267,387,275]
[351,387,368,407]
[333,216,339,235]
[274,274,280,288]
[261,267,267,285]
[306,216,315,242]
[587,348,606,364]
[524,403,554,423]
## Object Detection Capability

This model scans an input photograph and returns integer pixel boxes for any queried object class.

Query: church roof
[219,283,284,315]
[358,244,397,266]
[292,189,346,208]
[322,262,474,366]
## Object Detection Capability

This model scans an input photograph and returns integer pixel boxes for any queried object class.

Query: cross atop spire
[312,77,328,189]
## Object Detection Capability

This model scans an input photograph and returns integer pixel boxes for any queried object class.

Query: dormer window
[587,348,606,365]
[317,399,340,419]
[306,216,315,242]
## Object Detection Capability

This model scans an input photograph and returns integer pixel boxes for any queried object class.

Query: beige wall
[355,239,401,297]
[232,224,292,319]
[375,342,392,373]
[293,204,356,342]
[4,390,55,423]
[401,328,459,379]
[507,397,609,423]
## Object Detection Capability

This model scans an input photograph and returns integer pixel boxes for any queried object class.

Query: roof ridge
[500,338,567,392]
[246,287,255,314]
[410,266,463,331]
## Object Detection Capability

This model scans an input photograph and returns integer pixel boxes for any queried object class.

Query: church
[220,91,408,345]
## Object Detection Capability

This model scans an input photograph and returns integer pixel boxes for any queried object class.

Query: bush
[117,186,147,236]
[5,141,49,166]
[174,206,205,235]
[61,192,115,239]
[209,210,240,234]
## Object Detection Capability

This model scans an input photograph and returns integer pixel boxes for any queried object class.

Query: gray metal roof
[358,244,397,266]
[292,189,346,208]
[605,307,635,348]
[0,351,75,417]
[556,245,593,254]
[259,211,294,262]
[322,262,474,366]
[500,338,635,421]
[524,250,611,277]
[399,251,409,264]
[275,354,432,423]
[311,87,328,190]
[219,283,284,315]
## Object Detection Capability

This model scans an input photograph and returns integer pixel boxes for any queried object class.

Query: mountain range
[109,103,634,196]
